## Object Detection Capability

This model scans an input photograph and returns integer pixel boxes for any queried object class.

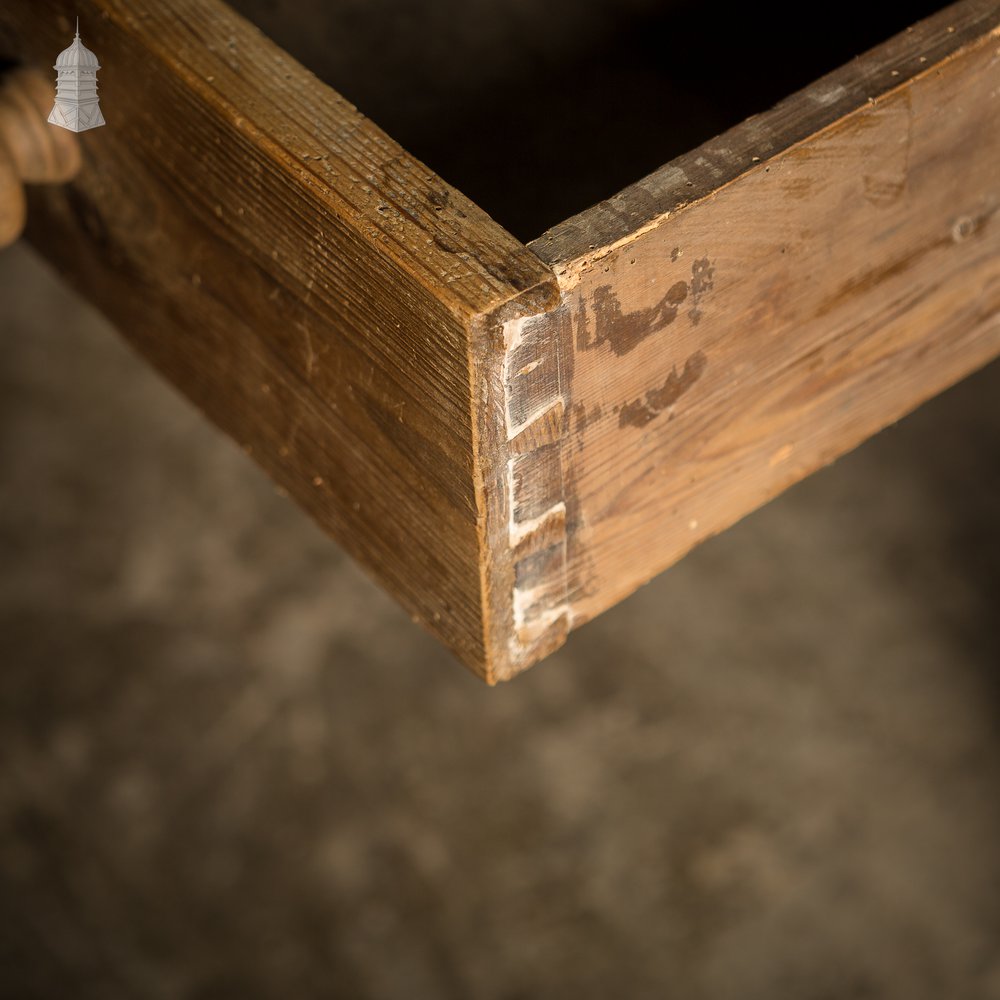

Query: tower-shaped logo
[49,19,105,132]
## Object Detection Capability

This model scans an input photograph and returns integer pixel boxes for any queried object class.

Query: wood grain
[3,0,998,682]
[515,0,1000,655]
[0,0,558,681]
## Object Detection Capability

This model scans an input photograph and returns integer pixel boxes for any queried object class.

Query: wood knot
[0,67,81,248]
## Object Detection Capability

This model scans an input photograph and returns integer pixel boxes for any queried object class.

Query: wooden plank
[4,0,999,683]
[0,0,559,681]
[510,0,1000,659]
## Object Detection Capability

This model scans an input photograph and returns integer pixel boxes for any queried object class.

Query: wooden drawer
[1,0,997,682]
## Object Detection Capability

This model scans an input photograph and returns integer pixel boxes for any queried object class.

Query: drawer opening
[230,0,948,242]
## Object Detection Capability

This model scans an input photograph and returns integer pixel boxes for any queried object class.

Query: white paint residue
[811,84,847,106]
[511,589,570,643]
[508,497,566,549]
[501,303,572,664]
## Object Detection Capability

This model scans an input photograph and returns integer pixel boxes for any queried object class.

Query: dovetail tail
[501,307,571,662]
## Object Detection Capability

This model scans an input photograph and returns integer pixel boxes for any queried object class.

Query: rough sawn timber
[0,0,560,682]
[516,0,1000,650]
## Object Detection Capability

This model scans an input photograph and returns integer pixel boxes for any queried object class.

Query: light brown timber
[520,0,1000,652]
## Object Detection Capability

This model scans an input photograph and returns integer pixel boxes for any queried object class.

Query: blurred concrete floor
[0,241,998,999]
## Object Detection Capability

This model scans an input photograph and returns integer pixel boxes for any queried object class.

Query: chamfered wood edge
[0,0,563,682]
[531,0,1000,272]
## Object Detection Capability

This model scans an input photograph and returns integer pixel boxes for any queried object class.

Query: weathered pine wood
[507,0,1000,662]
[0,0,559,681]
[3,0,998,682]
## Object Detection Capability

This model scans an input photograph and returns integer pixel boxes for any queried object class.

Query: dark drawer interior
[231,0,947,240]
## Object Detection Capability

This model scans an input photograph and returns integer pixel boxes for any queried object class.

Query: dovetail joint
[502,309,571,662]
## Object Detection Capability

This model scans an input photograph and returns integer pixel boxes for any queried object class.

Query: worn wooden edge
[0,0,563,681]
[69,0,553,318]
[532,0,1000,273]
